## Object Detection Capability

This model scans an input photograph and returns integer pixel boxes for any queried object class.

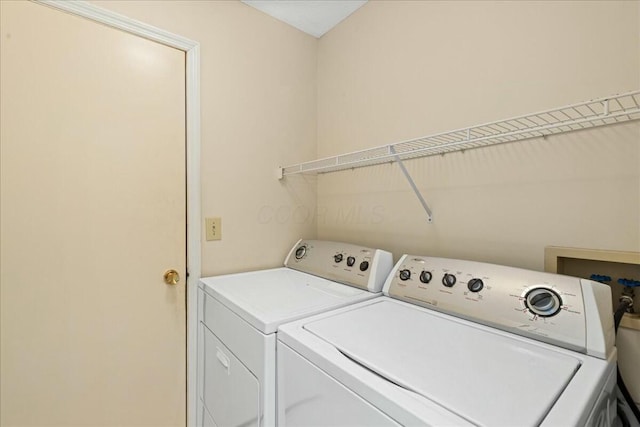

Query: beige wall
[314,0,640,270]
[92,0,318,276]
[85,0,640,273]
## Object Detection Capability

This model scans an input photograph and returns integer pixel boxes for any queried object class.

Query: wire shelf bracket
[390,145,433,222]
[277,90,640,223]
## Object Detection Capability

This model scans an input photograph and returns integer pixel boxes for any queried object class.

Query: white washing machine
[277,255,618,426]
[196,239,393,427]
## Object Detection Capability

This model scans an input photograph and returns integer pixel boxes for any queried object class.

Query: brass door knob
[164,269,180,285]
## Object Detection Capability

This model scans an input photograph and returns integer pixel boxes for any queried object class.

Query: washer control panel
[285,239,393,293]
[384,255,614,356]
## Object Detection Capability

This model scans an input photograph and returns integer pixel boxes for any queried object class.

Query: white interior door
[0,1,187,425]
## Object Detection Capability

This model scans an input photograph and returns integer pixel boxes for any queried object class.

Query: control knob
[399,269,411,281]
[442,273,456,287]
[419,271,432,284]
[525,288,562,317]
[467,278,484,293]
[346,256,356,267]
[334,254,343,263]
[359,261,369,272]
[295,245,307,260]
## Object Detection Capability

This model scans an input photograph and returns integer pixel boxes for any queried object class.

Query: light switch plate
[205,217,221,241]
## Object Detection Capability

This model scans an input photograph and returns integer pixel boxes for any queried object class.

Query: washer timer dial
[524,287,563,317]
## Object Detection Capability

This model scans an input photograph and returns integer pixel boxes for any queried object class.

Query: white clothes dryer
[277,255,618,427]
[196,239,393,427]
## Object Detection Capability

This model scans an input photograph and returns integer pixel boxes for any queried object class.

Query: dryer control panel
[285,239,393,293]
[384,255,615,359]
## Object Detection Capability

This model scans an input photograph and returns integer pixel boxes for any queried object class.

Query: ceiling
[242,0,367,38]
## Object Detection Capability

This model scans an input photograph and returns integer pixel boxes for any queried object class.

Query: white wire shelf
[278,90,640,178]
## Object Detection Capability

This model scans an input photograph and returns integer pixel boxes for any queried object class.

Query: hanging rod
[277,90,640,178]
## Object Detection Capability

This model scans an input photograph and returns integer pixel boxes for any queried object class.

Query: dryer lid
[303,299,581,426]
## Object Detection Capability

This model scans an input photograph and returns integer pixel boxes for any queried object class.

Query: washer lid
[303,300,581,426]
[200,268,376,334]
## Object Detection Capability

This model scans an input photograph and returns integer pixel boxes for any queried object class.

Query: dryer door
[203,328,260,427]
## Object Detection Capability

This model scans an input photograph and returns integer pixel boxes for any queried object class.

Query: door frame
[33,1,201,425]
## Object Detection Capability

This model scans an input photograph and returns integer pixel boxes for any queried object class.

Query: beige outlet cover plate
[205,217,221,241]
